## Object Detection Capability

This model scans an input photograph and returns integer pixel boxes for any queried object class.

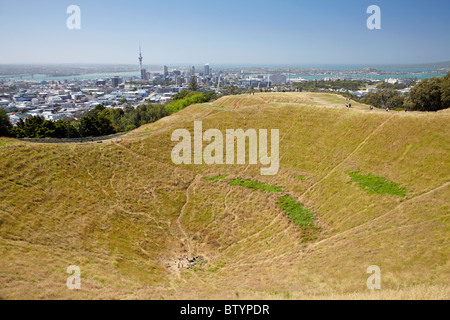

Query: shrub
[165,93,206,114]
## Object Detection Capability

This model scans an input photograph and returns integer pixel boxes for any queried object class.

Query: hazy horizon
[1,61,449,68]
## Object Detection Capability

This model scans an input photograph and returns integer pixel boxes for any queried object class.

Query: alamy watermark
[367,5,381,30]
[66,5,81,30]
[65,5,379,31]
[66,265,81,290]
[171,121,279,176]
[366,265,381,290]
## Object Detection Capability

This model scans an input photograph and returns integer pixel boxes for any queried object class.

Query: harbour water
[0,66,447,82]
[0,72,141,82]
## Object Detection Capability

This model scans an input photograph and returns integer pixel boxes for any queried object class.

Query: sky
[0,0,449,66]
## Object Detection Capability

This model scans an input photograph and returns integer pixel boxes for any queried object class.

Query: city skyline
[0,0,449,65]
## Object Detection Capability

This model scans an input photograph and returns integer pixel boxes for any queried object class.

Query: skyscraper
[190,66,195,78]
[141,69,147,80]
[163,65,169,77]
[204,63,210,76]
[111,76,120,87]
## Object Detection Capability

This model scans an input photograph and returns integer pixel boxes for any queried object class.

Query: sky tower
[139,44,146,80]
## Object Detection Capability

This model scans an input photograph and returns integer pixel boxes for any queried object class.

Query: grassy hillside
[0,92,448,299]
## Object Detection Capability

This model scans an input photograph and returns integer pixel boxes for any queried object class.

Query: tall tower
[139,44,146,80]
[139,44,143,71]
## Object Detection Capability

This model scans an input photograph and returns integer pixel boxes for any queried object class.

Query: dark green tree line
[405,73,449,111]
[362,88,405,109]
[0,110,12,137]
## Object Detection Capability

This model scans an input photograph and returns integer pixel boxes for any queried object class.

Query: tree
[165,93,206,114]
[440,73,450,107]
[22,116,45,138]
[172,89,198,101]
[172,90,217,102]
[108,108,125,129]
[189,76,199,91]
[405,73,450,111]
[0,110,12,137]
[203,90,218,102]
[79,116,102,137]
[86,104,106,118]
[362,88,405,109]
[97,113,116,136]
[65,122,81,138]
[405,78,442,111]
[8,115,81,139]
[124,124,136,132]
[376,82,409,90]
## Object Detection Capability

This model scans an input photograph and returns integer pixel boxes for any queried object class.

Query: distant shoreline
[0,65,447,82]
[0,71,141,81]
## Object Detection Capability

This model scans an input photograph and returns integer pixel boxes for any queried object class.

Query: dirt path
[307,181,450,250]
[177,175,201,256]
[300,114,393,201]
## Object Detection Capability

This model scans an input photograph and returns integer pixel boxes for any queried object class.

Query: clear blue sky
[0,0,449,65]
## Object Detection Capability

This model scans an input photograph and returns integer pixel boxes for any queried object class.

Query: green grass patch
[293,175,308,181]
[277,196,317,230]
[0,139,18,147]
[228,178,283,193]
[205,175,228,182]
[347,171,407,197]
[208,263,225,272]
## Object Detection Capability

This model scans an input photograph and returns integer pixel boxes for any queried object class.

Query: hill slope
[0,92,449,299]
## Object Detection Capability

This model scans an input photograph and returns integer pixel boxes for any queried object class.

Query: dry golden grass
[0,92,448,300]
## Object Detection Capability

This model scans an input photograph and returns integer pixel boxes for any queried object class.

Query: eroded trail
[303,181,450,252]
[177,175,200,256]
[300,115,394,200]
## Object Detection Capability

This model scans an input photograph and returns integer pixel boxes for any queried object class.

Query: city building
[270,74,287,85]
[111,77,121,87]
